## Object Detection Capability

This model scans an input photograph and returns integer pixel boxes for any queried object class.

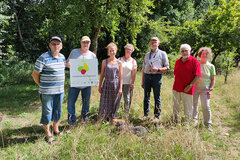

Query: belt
[145,73,161,75]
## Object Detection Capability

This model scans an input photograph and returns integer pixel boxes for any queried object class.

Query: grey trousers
[122,84,133,114]
[193,87,212,125]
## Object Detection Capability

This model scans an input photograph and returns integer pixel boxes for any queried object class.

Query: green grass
[0,84,39,115]
[0,70,240,159]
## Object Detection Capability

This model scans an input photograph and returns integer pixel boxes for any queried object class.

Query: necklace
[123,56,131,62]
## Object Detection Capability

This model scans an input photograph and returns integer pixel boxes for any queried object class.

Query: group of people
[172,44,215,132]
[32,36,215,144]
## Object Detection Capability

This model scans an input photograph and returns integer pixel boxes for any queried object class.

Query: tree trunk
[91,24,102,56]
[15,12,26,51]
[192,47,200,57]
[90,0,110,56]
[211,51,221,66]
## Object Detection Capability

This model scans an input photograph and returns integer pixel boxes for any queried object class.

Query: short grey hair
[198,47,212,58]
[124,44,134,52]
[180,44,191,51]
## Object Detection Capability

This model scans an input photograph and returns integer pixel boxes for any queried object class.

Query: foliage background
[0,0,239,85]
[0,0,239,64]
[0,1,240,159]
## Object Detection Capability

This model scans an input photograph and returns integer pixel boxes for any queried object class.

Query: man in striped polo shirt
[32,36,66,144]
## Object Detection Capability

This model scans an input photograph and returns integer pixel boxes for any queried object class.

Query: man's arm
[183,75,200,93]
[66,61,70,68]
[149,51,169,73]
[32,70,40,86]
[141,70,144,88]
[150,66,169,72]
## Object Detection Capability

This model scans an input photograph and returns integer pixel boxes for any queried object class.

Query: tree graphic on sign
[78,60,89,74]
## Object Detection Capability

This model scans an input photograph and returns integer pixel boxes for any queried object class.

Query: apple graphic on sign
[78,61,89,75]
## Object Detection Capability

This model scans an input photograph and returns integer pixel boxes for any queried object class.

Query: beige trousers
[172,90,193,122]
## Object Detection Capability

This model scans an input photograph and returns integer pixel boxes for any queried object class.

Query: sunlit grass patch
[0,70,240,159]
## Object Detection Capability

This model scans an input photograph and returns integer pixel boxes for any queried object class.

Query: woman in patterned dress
[98,42,123,121]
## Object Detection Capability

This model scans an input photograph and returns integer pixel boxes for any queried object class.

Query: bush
[0,57,34,86]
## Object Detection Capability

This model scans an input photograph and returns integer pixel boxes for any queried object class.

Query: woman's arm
[207,75,215,99]
[118,61,123,94]
[130,65,137,90]
[209,75,215,90]
[98,60,106,93]
[184,75,200,93]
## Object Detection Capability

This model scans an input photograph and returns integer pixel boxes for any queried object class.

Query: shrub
[0,57,34,86]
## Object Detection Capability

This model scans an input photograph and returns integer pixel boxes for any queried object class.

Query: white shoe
[207,124,213,132]
[193,119,198,126]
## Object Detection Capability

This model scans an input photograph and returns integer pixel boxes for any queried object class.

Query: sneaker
[152,117,160,123]
[193,119,198,127]
[207,124,213,132]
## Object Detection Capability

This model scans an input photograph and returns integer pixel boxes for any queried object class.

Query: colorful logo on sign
[78,60,89,75]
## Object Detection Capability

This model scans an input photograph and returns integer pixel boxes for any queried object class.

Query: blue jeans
[67,86,91,125]
[143,74,162,119]
[40,93,64,125]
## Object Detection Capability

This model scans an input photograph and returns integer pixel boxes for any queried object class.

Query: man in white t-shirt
[66,36,97,127]
[118,44,137,117]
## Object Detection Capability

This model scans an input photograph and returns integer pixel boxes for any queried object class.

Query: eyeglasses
[181,50,189,53]
[51,42,61,46]
[150,41,158,44]
[125,48,133,51]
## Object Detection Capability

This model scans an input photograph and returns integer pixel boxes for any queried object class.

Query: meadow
[0,70,239,160]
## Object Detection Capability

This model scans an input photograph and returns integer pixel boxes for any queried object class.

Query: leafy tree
[152,0,197,26]
[63,0,154,59]
[199,0,240,64]
[0,0,47,62]
[169,0,240,66]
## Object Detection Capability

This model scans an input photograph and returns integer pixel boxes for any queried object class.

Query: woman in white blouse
[118,44,137,118]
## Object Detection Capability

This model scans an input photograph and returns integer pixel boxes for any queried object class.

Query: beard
[182,55,189,59]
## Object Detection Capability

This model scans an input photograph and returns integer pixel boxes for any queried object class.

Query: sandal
[53,131,63,136]
[45,136,56,144]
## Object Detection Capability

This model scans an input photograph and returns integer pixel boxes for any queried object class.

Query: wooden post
[0,112,4,148]
[224,58,230,84]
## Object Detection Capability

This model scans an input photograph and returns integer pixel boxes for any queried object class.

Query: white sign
[70,59,98,87]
